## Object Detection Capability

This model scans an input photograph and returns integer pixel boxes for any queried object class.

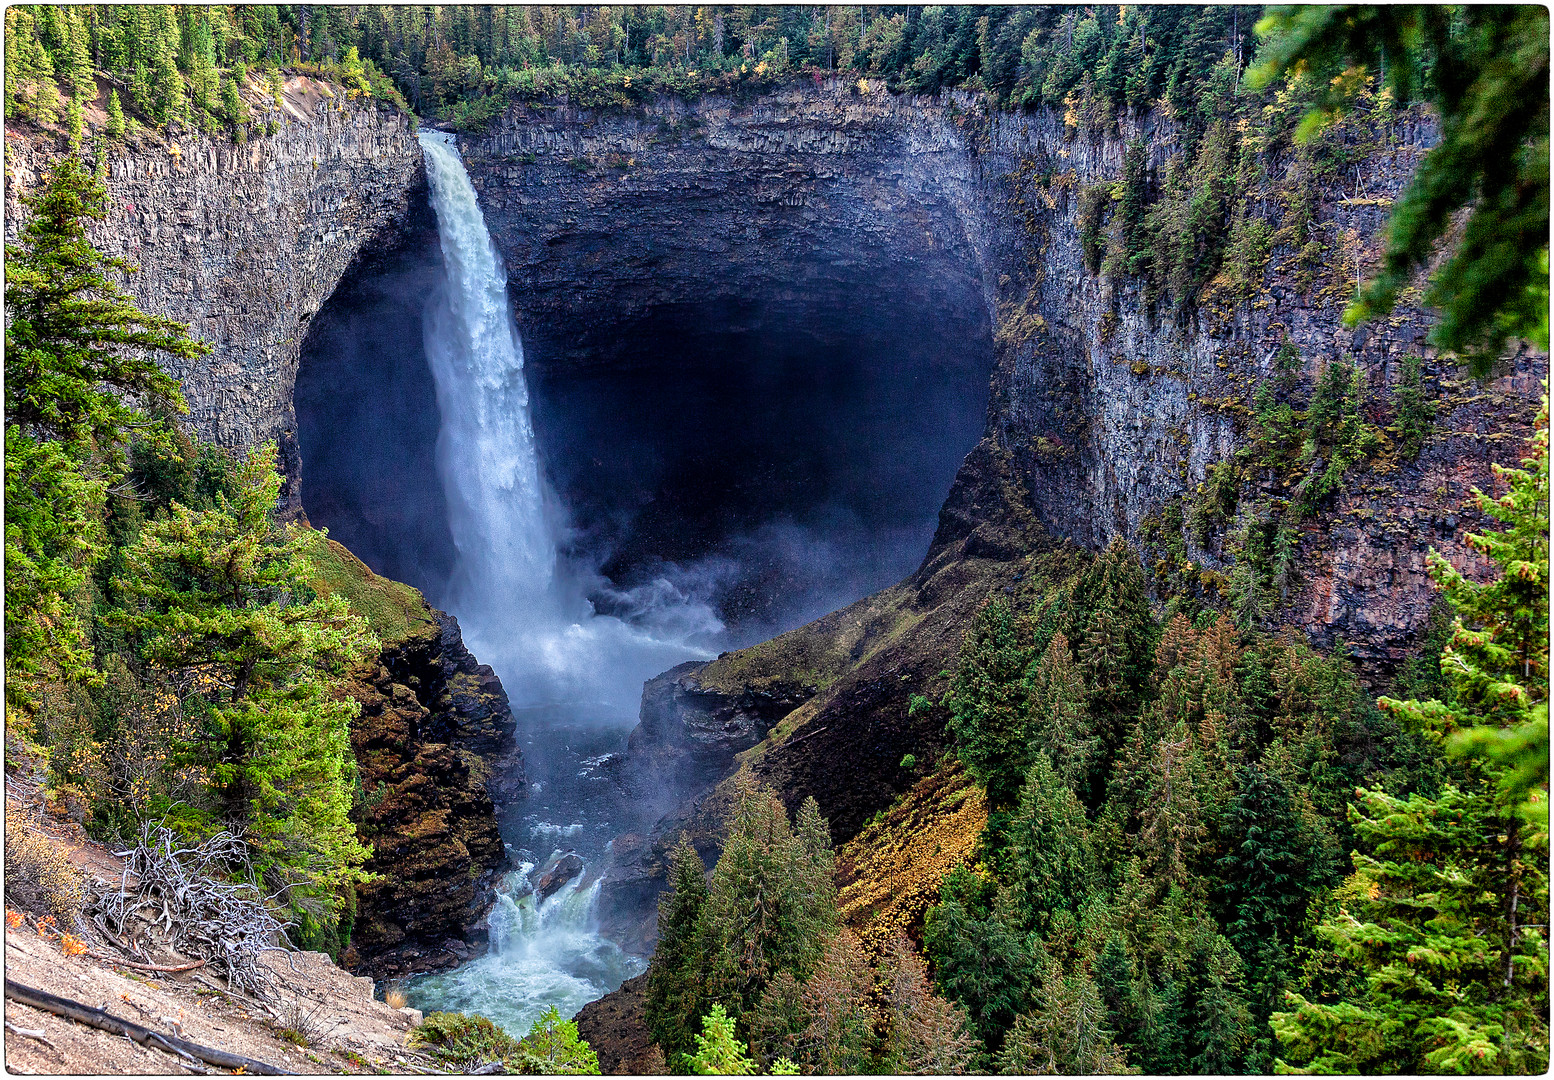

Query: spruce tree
[1023,631,1097,795]
[881,934,978,1075]
[6,9,59,125]
[1004,753,1098,933]
[5,155,202,703]
[110,444,377,897]
[645,836,711,1065]
[944,597,1034,808]
[59,11,96,104]
[105,88,126,141]
[699,779,838,1022]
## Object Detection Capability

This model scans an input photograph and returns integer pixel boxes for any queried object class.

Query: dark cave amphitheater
[295,195,995,640]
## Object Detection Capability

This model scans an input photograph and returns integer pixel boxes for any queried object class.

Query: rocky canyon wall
[3,77,425,517]
[456,82,1542,673]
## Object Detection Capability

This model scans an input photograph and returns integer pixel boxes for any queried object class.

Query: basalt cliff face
[3,77,424,519]
[453,83,1539,681]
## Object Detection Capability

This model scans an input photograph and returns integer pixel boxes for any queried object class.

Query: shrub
[4,809,86,919]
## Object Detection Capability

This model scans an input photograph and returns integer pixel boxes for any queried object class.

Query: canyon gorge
[7,67,1544,1059]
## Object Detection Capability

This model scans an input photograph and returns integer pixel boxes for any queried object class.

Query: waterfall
[410,131,711,1035]
[420,131,556,631]
[418,130,722,709]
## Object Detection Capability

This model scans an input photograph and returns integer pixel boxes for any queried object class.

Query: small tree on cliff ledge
[111,444,377,902]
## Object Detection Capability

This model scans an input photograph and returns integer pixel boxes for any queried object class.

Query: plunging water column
[408,132,713,1033]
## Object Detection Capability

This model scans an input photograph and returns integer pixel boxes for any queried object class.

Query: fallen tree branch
[5,1019,59,1051]
[86,954,208,974]
[5,979,294,1076]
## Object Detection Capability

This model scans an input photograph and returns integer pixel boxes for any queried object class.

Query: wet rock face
[460,86,997,379]
[3,80,424,518]
[343,613,523,980]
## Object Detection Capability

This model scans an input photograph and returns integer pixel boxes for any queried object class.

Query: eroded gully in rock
[403,131,720,1034]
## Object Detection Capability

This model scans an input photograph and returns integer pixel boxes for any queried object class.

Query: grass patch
[300,529,435,646]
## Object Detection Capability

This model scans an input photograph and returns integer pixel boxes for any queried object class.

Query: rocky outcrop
[342,611,523,980]
[574,973,656,1076]
[3,76,425,518]
[461,85,994,377]
[616,660,814,797]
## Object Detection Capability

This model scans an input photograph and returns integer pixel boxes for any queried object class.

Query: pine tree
[105,88,126,141]
[110,444,377,897]
[646,836,711,1066]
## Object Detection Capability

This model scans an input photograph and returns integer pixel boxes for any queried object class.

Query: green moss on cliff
[301,529,435,646]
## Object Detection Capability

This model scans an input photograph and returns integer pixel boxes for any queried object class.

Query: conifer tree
[59,10,96,104]
[110,444,376,897]
[1069,539,1157,754]
[1271,783,1549,1073]
[1023,631,1097,795]
[923,867,1035,1055]
[700,779,838,1021]
[1004,753,1098,933]
[788,930,873,1074]
[105,88,126,141]
[996,945,1133,1074]
[686,1004,756,1076]
[5,9,60,125]
[882,934,978,1075]
[1277,403,1551,1074]
[646,836,711,1066]
[5,155,202,703]
[944,597,1034,808]
[1249,6,1550,372]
